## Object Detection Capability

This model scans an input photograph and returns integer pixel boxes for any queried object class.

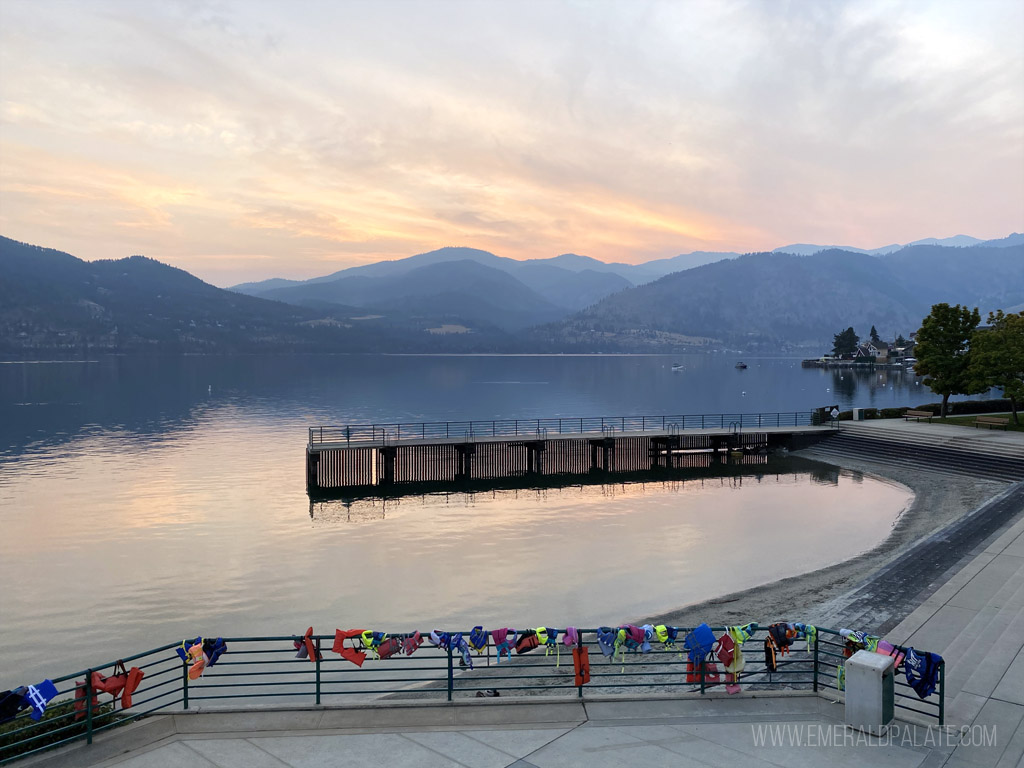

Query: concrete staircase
[801,420,1024,483]
[886,510,1024,766]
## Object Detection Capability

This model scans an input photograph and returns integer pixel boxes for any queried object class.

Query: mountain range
[2,234,1022,354]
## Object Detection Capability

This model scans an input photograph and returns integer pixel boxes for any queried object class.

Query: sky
[1,0,1022,286]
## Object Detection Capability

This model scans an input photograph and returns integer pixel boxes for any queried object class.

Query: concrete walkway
[75,696,954,768]
[885,501,1024,767]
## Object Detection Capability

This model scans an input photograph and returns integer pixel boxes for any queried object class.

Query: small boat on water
[735,362,748,369]
[671,363,684,371]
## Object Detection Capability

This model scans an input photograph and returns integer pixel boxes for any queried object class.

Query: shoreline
[639,453,1011,633]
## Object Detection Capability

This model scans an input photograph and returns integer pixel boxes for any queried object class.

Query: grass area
[932,412,1023,431]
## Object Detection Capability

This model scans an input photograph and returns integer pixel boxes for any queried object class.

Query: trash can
[852,408,864,421]
[845,650,895,734]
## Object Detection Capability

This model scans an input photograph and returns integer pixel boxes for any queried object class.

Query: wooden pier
[306,412,835,497]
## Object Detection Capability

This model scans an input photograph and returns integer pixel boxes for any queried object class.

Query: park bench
[904,409,934,422]
[975,415,1010,430]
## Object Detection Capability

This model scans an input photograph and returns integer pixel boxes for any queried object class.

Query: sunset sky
[1,0,1022,286]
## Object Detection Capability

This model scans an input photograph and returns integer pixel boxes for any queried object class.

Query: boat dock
[305,411,836,496]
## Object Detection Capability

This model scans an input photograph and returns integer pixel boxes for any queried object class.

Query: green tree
[914,303,983,418]
[895,334,907,348]
[969,311,1024,425]
[870,325,880,344]
[832,326,859,357]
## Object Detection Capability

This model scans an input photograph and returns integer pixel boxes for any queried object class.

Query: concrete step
[815,436,1024,480]
[801,444,1020,483]
[940,573,1024,698]
[830,432,1024,467]
[838,424,1024,459]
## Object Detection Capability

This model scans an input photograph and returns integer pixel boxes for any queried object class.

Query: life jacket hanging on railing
[902,648,943,699]
[402,631,424,657]
[468,626,489,658]
[596,627,616,658]
[491,628,516,663]
[360,631,389,660]
[515,629,539,655]
[537,627,561,666]
[293,627,322,664]
[331,629,368,667]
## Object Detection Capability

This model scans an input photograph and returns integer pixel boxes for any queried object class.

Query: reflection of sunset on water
[1,354,927,683]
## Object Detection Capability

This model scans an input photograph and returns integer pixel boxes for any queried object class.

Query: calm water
[0,354,929,682]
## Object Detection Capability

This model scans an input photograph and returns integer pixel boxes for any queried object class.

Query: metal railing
[0,622,943,763]
[309,411,820,446]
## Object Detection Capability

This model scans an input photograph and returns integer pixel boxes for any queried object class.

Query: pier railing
[0,623,942,763]
[309,411,819,446]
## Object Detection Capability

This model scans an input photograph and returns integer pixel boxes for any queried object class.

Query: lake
[0,354,938,682]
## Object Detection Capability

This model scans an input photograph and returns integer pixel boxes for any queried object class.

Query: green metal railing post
[812,635,819,692]
[938,661,945,726]
[447,645,454,702]
[315,637,322,705]
[182,656,190,710]
[85,669,94,744]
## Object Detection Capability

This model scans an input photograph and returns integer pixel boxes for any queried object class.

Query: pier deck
[305,411,836,496]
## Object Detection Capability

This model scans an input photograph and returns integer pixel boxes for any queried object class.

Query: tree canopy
[870,325,880,343]
[832,326,859,356]
[914,303,982,417]
[969,311,1024,424]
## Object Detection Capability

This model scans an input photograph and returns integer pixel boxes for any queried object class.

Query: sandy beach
[640,452,1009,633]
[638,450,1007,638]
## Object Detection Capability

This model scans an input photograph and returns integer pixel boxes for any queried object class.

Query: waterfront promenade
[26,420,1024,767]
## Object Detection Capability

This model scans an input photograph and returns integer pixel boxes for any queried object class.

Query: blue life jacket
[903,648,943,699]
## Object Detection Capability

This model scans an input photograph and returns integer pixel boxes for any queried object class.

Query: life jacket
[641,625,655,653]
[793,624,817,652]
[596,627,617,657]
[572,646,591,686]
[656,624,681,655]
[537,627,561,665]
[331,629,367,667]
[377,637,402,660]
[715,633,735,668]
[491,628,515,662]
[685,659,721,685]
[727,623,756,645]
[176,636,202,663]
[684,623,716,664]
[764,635,779,672]
[622,625,647,653]
[877,639,905,668]
[452,634,473,669]
[903,648,943,699]
[24,680,58,722]
[0,688,29,724]
[360,631,388,659]
[563,627,579,647]
[293,627,321,664]
[120,666,144,709]
[187,641,207,679]
[768,623,794,649]
[535,627,549,646]
[515,630,539,654]
[430,630,451,651]
[402,631,423,657]
[72,681,98,721]
[468,626,489,654]
[203,638,228,668]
